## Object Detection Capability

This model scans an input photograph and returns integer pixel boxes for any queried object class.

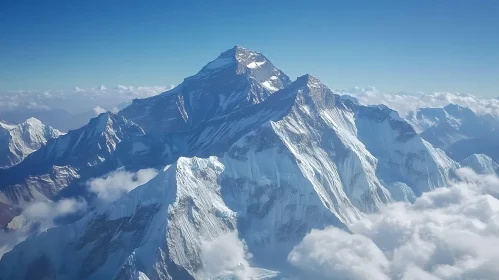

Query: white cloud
[21,198,87,223]
[87,168,158,203]
[340,87,499,118]
[289,168,499,280]
[0,85,170,115]
[288,227,390,280]
[199,231,257,280]
[0,198,87,257]
[93,106,107,115]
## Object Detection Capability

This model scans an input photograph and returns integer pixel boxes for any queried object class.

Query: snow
[261,81,279,92]
[0,118,62,168]
[246,61,266,69]
[460,154,499,175]
[204,57,234,70]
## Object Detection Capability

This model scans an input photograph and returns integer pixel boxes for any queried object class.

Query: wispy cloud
[0,198,87,257]
[0,85,173,114]
[87,168,158,203]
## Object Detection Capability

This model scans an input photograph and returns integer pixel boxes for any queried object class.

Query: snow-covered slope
[459,154,499,175]
[0,68,461,279]
[0,118,63,168]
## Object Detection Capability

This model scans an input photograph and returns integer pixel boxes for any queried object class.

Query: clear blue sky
[1,0,498,96]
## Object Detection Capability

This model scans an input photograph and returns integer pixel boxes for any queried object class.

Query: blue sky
[1,0,498,96]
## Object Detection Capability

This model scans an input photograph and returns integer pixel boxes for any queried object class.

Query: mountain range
[0,46,497,279]
[407,104,499,162]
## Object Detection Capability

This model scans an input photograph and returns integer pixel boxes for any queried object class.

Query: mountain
[459,153,499,175]
[0,112,145,214]
[0,118,63,168]
[406,104,499,163]
[0,108,94,132]
[0,46,461,278]
[407,104,499,150]
[447,129,499,162]
[121,45,291,134]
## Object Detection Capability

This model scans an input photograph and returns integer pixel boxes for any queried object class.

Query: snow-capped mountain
[0,46,464,279]
[407,104,499,150]
[0,118,63,168]
[0,113,145,212]
[459,153,499,175]
[406,104,499,164]
[121,46,291,134]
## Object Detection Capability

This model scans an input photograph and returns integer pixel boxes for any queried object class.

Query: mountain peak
[293,74,326,92]
[221,45,254,57]
[443,103,465,111]
[443,103,476,119]
[207,45,269,71]
[297,74,321,85]
[122,46,291,132]
[24,117,42,126]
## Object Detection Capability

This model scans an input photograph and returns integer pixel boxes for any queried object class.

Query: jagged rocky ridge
[0,118,63,168]
[0,46,475,279]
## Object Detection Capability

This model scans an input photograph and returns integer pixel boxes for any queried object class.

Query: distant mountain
[407,104,499,149]
[447,129,499,162]
[0,118,63,168]
[0,46,465,279]
[0,108,95,132]
[407,104,499,163]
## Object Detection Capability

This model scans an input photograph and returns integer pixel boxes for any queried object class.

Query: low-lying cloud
[199,231,257,279]
[87,168,158,203]
[289,168,499,280]
[340,87,499,118]
[0,198,87,257]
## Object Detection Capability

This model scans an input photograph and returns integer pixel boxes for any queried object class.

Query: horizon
[1,1,498,97]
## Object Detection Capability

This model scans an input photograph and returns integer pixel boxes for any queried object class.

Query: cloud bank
[340,87,499,117]
[87,168,158,203]
[0,85,172,115]
[289,168,499,280]
[0,85,174,131]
